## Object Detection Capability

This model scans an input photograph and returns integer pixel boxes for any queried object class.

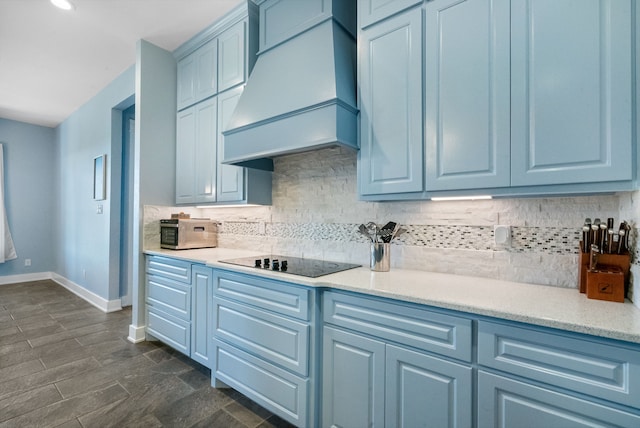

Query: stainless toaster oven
[160,218,217,250]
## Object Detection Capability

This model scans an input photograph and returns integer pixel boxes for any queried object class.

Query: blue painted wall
[0,118,56,275]
[55,66,135,301]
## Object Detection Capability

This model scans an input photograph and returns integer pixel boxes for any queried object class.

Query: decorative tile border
[220,222,593,254]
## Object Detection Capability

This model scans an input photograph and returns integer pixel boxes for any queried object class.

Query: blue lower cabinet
[478,371,640,428]
[214,340,309,426]
[385,344,472,428]
[211,270,316,427]
[322,326,386,428]
[322,325,472,428]
[146,306,190,356]
[190,265,213,367]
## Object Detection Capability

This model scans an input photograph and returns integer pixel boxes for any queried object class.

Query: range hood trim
[222,99,357,168]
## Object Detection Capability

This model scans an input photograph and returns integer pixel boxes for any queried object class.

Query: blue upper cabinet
[358,0,637,199]
[177,38,218,111]
[174,4,272,206]
[424,0,510,191]
[358,0,422,28]
[218,20,247,93]
[216,86,245,202]
[358,5,424,196]
[511,0,633,187]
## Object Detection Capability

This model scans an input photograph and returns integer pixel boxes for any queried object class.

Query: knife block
[578,241,630,300]
[586,266,625,303]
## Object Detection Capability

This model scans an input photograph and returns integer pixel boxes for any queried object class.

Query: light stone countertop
[145,248,640,345]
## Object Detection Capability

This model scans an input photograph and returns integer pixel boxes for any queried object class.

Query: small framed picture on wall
[93,154,106,200]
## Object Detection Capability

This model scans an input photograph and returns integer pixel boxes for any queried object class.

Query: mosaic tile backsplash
[144,147,639,306]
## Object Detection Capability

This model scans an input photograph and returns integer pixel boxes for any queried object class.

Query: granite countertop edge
[144,248,640,345]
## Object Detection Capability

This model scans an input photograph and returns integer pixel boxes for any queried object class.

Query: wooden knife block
[586,267,625,303]
[578,242,630,302]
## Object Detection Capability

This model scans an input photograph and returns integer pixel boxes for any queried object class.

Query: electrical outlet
[24,259,31,267]
[494,225,511,247]
[96,204,103,214]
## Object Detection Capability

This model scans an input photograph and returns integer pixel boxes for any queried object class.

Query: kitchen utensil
[600,223,608,250]
[582,223,591,253]
[618,229,626,254]
[607,229,615,253]
[591,220,600,249]
[393,228,407,239]
[358,224,373,242]
[379,221,397,243]
[366,222,379,243]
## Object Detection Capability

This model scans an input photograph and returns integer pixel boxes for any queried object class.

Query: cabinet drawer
[214,297,309,376]
[478,321,640,409]
[213,271,310,321]
[146,256,192,284]
[323,291,472,362]
[214,340,308,427]
[478,371,640,428]
[146,274,191,321]
[147,306,190,356]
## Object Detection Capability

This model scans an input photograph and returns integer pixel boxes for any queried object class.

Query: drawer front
[213,270,310,321]
[323,291,473,362]
[214,297,309,376]
[146,274,191,321]
[478,371,640,428]
[214,340,308,427]
[147,307,190,356]
[478,320,640,409]
[146,256,192,284]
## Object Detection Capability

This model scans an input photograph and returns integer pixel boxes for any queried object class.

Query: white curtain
[0,144,16,263]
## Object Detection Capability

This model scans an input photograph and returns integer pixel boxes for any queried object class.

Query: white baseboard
[50,273,122,313]
[0,272,53,284]
[128,324,146,343]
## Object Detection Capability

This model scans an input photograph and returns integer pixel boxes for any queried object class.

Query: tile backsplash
[144,147,638,306]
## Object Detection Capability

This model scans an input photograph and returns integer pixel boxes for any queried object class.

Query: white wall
[146,146,639,308]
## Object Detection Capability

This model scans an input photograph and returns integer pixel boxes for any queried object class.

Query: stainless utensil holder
[370,243,390,272]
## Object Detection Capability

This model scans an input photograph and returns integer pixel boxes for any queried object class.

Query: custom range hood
[222,0,357,171]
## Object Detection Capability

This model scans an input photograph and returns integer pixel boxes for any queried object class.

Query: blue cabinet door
[478,371,640,428]
[176,54,196,111]
[217,86,245,202]
[191,265,212,368]
[511,0,633,186]
[176,97,218,204]
[358,0,422,28]
[194,38,218,105]
[358,7,424,196]
[194,97,218,203]
[218,20,247,93]
[176,107,196,204]
[385,344,473,428]
[322,326,385,428]
[424,0,510,191]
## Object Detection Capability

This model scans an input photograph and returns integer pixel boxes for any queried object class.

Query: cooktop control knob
[272,259,280,271]
[281,260,288,271]
[263,258,270,268]
[254,259,261,268]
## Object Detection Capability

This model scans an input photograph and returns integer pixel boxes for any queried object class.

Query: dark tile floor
[0,280,295,428]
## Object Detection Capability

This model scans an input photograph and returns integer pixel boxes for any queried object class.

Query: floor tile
[0,383,62,423]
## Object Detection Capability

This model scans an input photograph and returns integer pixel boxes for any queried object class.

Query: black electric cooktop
[219,255,361,278]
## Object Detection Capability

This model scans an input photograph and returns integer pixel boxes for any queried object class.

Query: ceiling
[0,0,244,128]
